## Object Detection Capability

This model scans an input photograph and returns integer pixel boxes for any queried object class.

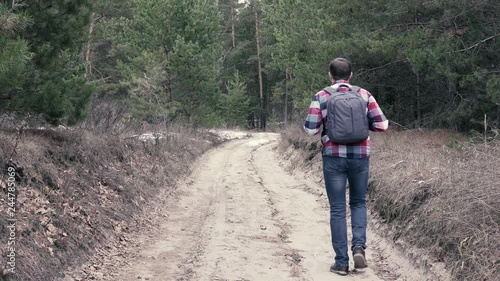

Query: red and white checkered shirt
[304,80,388,158]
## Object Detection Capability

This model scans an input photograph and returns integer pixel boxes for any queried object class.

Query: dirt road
[69,133,444,281]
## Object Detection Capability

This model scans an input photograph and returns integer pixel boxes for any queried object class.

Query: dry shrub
[279,126,500,281]
[0,125,221,281]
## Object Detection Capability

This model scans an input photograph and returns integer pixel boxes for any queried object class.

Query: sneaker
[353,246,367,269]
[330,263,349,276]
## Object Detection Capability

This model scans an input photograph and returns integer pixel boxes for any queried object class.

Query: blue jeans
[322,155,369,267]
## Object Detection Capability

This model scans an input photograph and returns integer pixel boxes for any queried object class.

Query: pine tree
[164,0,224,124]
[1,0,94,125]
[0,3,31,106]
[221,71,250,128]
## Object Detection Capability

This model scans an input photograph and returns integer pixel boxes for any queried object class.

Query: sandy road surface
[67,133,444,281]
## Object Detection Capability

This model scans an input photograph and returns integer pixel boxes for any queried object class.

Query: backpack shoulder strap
[323,86,336,95]
[324,85,361,95]
[350,86,361,93]
[323,86,337,96]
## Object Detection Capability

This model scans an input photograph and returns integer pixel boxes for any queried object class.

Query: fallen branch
[457,33,500,52]
[355,59,407,77]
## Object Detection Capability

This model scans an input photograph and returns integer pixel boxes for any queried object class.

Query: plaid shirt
[304,80,388,158]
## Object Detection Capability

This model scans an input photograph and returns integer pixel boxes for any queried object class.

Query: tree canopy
[1,0,499,131]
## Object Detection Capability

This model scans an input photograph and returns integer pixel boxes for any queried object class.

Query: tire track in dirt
[193,134,305,281]
[112,139,238,281]
[250,138,383,281]
[174,157,233,281]
[247,142,309,280]
[88,134,307,281]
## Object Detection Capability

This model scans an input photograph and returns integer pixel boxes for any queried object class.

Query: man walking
[303,58,388,275]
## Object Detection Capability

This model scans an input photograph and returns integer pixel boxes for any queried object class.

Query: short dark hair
[329,58,352,80]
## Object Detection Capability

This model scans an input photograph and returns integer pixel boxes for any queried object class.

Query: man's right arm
[304,94,322,136]
[366,94,389,132]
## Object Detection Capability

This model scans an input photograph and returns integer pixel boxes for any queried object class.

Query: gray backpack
[324,85,369,144]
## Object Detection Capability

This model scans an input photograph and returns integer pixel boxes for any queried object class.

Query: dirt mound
[0,127,221,281]
[369,130,500,281]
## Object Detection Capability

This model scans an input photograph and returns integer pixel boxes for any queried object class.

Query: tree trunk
[497,104,500,127]
[84,13,101,78]
[163,46,173,102]
[416,70,421,126]
[284,68,289,127]
[447,72,457,104]
[230,0,236,49]
[253,1,265,129]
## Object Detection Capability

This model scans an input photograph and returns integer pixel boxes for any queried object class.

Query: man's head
[329,58,352,81]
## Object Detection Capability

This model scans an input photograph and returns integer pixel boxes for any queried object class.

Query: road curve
[64,133,443,281]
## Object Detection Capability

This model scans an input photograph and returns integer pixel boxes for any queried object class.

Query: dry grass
[279,126,500,281]
[370,130,500,281]
[0,124,222,281]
